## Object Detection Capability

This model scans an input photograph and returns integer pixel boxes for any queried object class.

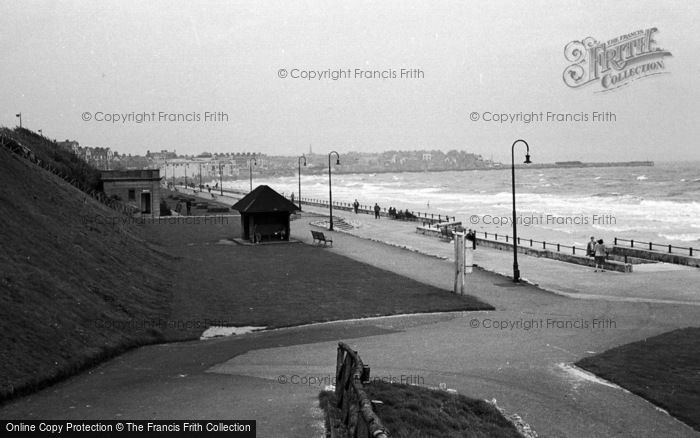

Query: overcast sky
[1,0,698,163]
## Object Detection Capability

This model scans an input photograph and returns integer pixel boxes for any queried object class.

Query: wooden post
[455,234,463,295]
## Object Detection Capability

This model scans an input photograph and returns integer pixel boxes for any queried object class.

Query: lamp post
[511,139,532,282]
[249,155,257,192]
[219,161,224,196]
[297,154,306,211]
[198,162,202,191]
[184,163,188,188]
[15,113,22,128]
[328,151,340,231]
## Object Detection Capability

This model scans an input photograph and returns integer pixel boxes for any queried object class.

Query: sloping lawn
[320,383,521,438]
[142,210,493,340]
[576,327,700,431]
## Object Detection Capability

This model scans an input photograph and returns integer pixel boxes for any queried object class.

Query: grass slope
[320,383,521,438]
[144,201,493,341]
[1,127,101,192]
[576,327,700,431]
[0,145,172,402]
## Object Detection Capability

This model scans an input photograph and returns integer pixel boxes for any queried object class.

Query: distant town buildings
[56,138,496,179]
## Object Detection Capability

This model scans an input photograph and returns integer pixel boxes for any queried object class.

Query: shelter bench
[311,230,333,247]
[254,224,287,243]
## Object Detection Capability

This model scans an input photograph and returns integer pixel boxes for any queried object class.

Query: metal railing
[478,231,582,255]
[614,237,695,257]
[299,196,455,223]
[335,343,389,438]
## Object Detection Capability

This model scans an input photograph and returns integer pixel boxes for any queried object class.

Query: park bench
[439,226,454,241]
[254,224,286,242]
[311,230,333,247]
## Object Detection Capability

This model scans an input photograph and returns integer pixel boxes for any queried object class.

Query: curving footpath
[2,193,698,437]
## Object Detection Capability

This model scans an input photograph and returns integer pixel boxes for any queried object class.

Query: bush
[159,200,172,216]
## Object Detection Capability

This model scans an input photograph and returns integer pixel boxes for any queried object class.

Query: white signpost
[454,232,474,295]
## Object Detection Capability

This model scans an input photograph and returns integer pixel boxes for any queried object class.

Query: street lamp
[15,113,22,128]
[511,139,532,282]
[328,151,340,231]
[249,155,257,191]
[219,161,224,196]
[298,154,306,211]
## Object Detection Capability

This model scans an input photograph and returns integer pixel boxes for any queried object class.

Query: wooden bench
[439,226,454,241]
[254,224,286,242]
[311,230,333,246]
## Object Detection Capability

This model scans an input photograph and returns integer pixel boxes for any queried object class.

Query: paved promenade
[297,203,700,306]
[4,188,696,437]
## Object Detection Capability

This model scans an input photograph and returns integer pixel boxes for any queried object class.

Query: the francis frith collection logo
[563,28,672,92]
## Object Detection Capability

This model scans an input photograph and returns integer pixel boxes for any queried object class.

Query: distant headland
[510,160,654,170]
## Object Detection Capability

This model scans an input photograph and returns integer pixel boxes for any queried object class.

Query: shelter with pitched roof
[231,185,298,243]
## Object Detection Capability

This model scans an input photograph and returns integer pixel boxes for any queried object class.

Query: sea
[222,161,700,250]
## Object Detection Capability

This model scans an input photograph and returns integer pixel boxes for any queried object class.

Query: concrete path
[3,190,697,437]
[296,202,700,306]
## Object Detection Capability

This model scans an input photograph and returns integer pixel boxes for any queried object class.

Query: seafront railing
[298,196,456,224]
[478,231,583,255]
[179,184,456,223]
[614,237,695,257]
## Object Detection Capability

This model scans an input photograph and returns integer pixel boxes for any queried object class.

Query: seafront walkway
[299,204,700,306]
[1,188,698,437]
[183,187,700,306]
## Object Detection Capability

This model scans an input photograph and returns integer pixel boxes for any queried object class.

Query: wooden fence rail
[335,343,389,438]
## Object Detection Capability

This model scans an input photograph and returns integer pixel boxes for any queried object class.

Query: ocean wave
[591,192,621,197]
[657,233,700,243]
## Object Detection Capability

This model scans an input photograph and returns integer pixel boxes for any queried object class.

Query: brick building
[101,169,162,216]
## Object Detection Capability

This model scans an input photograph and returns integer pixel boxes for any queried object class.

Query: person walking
[185,199,192,216]
[586,236,596,258]
[373,203,380,219]
[353,199,359,214]
[594,239,608,272]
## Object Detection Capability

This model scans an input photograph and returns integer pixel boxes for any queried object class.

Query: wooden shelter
[231,185,298,243]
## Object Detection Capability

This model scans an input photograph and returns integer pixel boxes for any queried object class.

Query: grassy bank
[144,196,493,340]
[0,144,172,402]
[576,327,700,431]
[320,383,521,438]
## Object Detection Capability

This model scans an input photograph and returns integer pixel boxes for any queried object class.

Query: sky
[1,0,698,163]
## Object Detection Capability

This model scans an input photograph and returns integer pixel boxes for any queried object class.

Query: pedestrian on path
[587,236,596,258]
[186,199,192,216]
[594,239,608,272]
[374,203,380,219]
[353,199,359,214]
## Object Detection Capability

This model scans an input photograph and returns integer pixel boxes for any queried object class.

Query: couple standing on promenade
[587,236,609,272]
[352,199,381,219]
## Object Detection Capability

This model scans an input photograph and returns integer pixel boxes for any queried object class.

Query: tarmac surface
[2,191,699,437]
